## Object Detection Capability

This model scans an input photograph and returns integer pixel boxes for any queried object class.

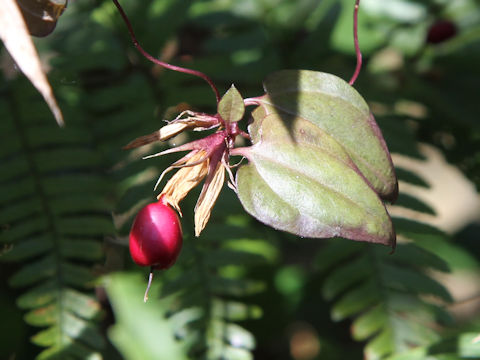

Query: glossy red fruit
[129,196,183,270]
[427,20,457,44]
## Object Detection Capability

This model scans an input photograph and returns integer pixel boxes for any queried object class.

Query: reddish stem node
[349,0,362,86]
[112,0,221,103]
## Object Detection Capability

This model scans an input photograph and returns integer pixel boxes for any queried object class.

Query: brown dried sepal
[194,161,226,237]
[123,111,220,150]
[147,129,229,237]
[158,151,209,215]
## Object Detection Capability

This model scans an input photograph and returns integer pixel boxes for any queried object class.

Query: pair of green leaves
[223,70,397,247]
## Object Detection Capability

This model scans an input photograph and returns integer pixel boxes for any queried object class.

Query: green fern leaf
[317,239,450,359]
[315,155,456,360]
[0,78,111,359]
[160,223,268,359]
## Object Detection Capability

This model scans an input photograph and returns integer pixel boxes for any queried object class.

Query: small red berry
[427,20,457,44]
[129,196,183,270]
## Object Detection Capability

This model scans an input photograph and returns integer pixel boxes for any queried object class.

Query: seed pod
[129,197,183,302]
[427,20,457,44]
[129,197,183,270]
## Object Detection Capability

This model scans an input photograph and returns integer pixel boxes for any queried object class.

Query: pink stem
[112,0,221,103]
[243,97,263,106]
[349,0,362,86]
[229,147,251,159]
[238,130,251,140]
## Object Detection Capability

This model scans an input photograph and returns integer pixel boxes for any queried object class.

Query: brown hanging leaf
[16,0,67,37]
[0,0,64,126]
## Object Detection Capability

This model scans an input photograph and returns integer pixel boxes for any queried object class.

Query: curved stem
[112,0,221,103]
[144,268,154,303]
[229,147,251,160]
[244,96,263,107]
[349,0,362,86]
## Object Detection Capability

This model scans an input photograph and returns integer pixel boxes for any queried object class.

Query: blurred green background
[1,0,480,359]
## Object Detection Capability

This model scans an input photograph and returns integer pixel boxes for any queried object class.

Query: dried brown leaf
[0,0,63,125]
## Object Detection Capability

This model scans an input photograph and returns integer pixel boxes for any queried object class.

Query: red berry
[129,197,183,270]
[427,20,457,44]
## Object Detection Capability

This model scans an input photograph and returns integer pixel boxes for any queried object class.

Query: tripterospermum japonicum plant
[113,0,398,298]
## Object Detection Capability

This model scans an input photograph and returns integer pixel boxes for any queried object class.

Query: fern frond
[160,220,271,360]
[315,158,455,360]
[385,331,480,360]
[0,78,111,359]
[316,237,451,360]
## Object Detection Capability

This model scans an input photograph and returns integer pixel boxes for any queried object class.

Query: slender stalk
[144,268,154,302]
[243,96,263,106]
[349,0,362,86]
[112,0,221,103]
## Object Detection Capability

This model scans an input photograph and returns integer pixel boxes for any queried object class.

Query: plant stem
[349,0,362,86]
[112,0,221,103]
[144,268,154,303]
[243,96,263,106]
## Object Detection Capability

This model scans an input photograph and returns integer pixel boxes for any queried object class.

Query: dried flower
[123,111,220,150]
[144,129,230,236]
[194,160,226,236]
[157,150,209,215]
[125,92,247,236]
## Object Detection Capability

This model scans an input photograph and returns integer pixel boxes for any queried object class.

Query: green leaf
[211,299,263,321]
[106,272,189,360]
[60,262,95,288]
[1,216,49,243]
[322,256,371,300]
[258,70,397,200]
[61,239,103,261]
[17,281,57,309]
[209,275,266,297]
[0,157,29,183]
[224,323,256,350]
[391,243,450,273]
[395,167,429,187]
[56,216,114,236]
[351,305,386,341]
[315,239,364,273]
[331,280,379,321]
[0,177,34,203]
[0,197,43,224]
[381,264,453,302]
[455,333,480,358]
[318,239,451,359]
[1,235,53,262]
[37,343,102,360]
[218,84,245,123]
[9,255,56,287]
[236,111,395,246]
[395,193,436,215]
[205,248,267,267]
[62,289,101,320]
[25,303,58,326]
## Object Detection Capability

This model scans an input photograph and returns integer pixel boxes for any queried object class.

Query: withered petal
[159,151,209,215]
[158,122,190,141]
[194,161,225,237]
[154,150,211,191]
[123,131,161,149]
